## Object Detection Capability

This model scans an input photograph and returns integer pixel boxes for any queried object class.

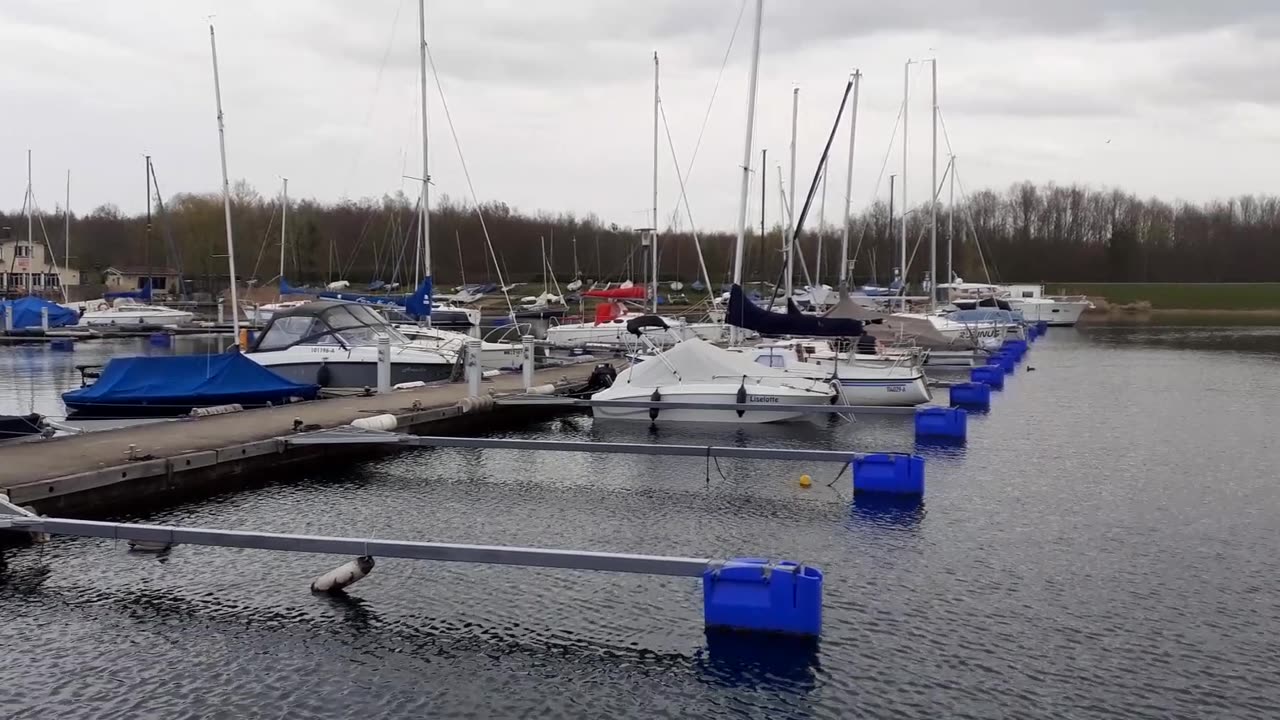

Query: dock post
[3,306,12,333]
[522,335,535,389]
[217,299,225,325]
[376,335,391,393]
[40,306,49,331]
[466,338,482,397]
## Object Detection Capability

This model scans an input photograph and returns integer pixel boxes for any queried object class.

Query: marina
[4,0,1279,717]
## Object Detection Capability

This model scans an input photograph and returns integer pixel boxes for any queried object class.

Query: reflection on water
[3,326,1280,718]
[0,335,227,418]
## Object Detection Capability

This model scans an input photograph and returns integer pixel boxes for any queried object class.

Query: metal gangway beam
[493,394,927,416]
[0,497,824,637]
[287,426,867,464]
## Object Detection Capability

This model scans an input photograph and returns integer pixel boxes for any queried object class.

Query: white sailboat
[244,178,309,324]
[592,1,807,424]
[728,341,930,406]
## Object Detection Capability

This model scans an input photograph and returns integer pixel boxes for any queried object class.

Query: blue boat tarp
[63,352,319,415]
[1,296,79,330]
[727,285,864,337]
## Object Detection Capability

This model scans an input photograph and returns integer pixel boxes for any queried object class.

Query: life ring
[95,302,108,312]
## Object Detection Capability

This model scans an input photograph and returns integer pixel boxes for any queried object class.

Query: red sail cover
[583,286,646,299]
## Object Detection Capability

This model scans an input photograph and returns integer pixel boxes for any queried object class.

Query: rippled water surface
[3,326,1280,718]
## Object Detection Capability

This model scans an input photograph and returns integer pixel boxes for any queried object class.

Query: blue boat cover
[1,296,79,330]
[62,352,319,411]
[727,284,864,337]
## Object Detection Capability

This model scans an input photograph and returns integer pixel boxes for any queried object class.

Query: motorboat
[243,299,309,325]
[77,298,194,327]
[729,341,931,406]
[246,300,456,388]
[63,352,318,418]
[546,300,735,348]
[592,331,836,424]
[941,280,1090,327]
[395,323,522,370]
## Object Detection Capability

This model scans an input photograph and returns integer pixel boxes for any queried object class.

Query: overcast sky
[3,0,1278,232]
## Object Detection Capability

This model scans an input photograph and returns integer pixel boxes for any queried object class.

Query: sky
[3,0,1279,232]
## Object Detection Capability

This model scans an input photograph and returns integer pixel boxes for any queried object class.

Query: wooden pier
[0,364,597,515]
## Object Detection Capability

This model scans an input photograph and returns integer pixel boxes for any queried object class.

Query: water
[3,326,1280,718]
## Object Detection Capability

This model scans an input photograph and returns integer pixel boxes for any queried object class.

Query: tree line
[2,180,1277,293]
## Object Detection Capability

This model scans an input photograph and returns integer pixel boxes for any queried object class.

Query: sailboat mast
[26,151,33,280]
[64,169,70,278]
[839,70,861,288]
[759,148,766,283]
[418,0,432,321]
[145,155,152,294]
[730,0,764,345]
[948,154,956,287]
[901,59,911,306]
[929,58,938,311]
[785,86,798,298]
[652,51,660,313]
[279,177,288,302]
[817,160,826,285]
[209,24,240,337]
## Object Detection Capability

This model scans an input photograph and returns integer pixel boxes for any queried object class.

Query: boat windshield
[255,302,408,351]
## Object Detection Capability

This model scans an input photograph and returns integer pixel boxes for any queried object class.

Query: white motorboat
[592,336,836,424]
[1006,297,1088,326]
[246,300,455,388]
[243,299,309,325]
[729,342,931,406]
[77,299,194,327]
[396,324,522,370]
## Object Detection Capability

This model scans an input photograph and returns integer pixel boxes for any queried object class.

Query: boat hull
[1009,300,1087,326]
[244,358,452,388]
[592,384,833,424]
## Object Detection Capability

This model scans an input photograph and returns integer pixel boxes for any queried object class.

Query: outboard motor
[584,363,617,393]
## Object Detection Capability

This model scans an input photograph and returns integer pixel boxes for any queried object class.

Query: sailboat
[245,178,308,324]
[79,156,195,327]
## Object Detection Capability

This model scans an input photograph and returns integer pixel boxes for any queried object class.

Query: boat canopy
[584,286,646,300]
[625,315,671,336]
[1,296,79,330]
[62,352,318,413]
[727,285,864,337]
[252,301,408,351]
[617,337,796,387]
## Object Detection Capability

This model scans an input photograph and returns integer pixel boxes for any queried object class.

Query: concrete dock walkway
[0,364,597,511]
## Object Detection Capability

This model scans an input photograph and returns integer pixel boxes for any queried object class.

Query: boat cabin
[251,301,407,352]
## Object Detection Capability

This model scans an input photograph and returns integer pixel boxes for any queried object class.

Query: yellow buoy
[799,474,812,488]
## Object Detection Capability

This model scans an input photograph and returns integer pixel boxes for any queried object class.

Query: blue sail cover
[727,284,864,337]
[1,296,79,330]
[62,352,319,416]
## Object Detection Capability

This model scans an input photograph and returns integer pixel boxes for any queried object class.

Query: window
[755,354,786,369]
[257,316,324,350]
[45,273,60,288]
[1022,291,1034,298]
[14,245,32,258]
[30,273,43,288]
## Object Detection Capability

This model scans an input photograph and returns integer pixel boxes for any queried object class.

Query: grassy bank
[1045,283,1280,311]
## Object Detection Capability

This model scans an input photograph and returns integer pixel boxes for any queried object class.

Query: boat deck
[0,364,598,512]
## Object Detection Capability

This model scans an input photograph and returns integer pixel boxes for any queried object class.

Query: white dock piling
[3,308,12,333]
[521,335,535,389]
[40,307,49,331]
[217,300,225,325]
[466,337,482,397]
[376,335,391,394]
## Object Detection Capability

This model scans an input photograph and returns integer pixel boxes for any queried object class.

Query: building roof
[105,266,182,276]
